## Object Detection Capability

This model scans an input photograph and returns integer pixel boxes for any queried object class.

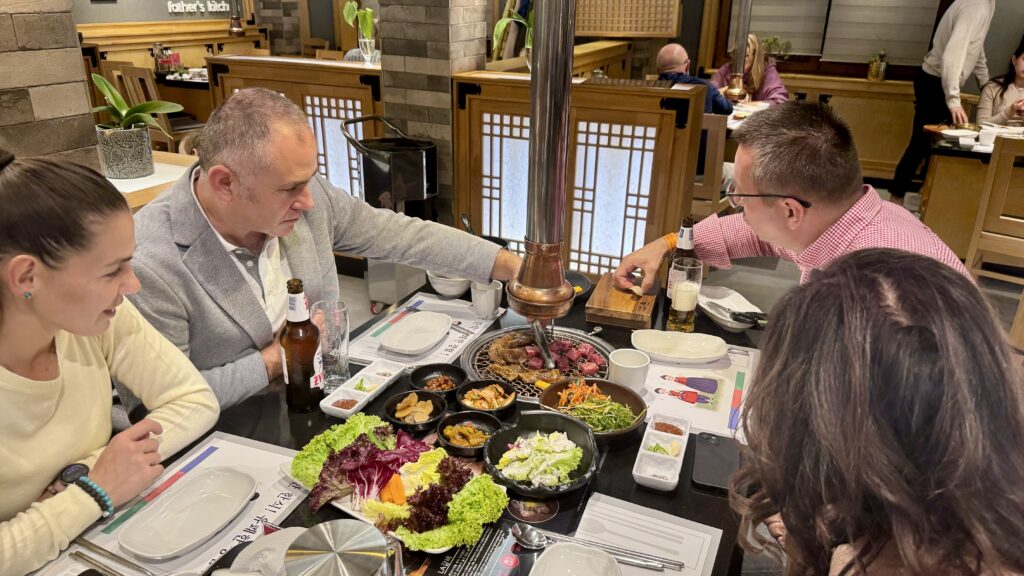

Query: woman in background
[977,35,1024,125]
[0,150,219,575]
[712,33,789,105]
[731,248,1024,575]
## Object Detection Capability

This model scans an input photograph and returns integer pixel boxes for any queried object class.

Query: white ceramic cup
[471,280,502,318]
[958,135,976,150]
[979,128,997,147]
[608,349,651,394]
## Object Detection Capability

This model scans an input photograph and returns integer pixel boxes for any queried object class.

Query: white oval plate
[534,542,622,576]
[940,128,978,141]
[276,463,452,554]
[698,285,761,332]
[118,468,257,560]
[380,311,453,355]
[631,330,727,364]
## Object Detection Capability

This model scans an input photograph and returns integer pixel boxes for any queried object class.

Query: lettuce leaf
[395,522,484,551]
[447,475,509,526]
[291,414,388,487]
[399,447,447,495]
[363,499,411,523]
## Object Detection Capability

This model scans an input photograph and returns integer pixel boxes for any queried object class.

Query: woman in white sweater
[978,35,1024,125]
[0,150,220,575]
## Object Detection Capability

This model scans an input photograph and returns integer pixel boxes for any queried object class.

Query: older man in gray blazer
[128,88,521,409]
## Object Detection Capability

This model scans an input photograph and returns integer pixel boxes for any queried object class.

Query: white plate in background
[118,468,257,560]
[698,286,761,333]
[631,330,727,364]
[380,311,452,355]
[534,542,622,576]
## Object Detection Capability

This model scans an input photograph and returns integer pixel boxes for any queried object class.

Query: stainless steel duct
[506,0,577,322]
[725,0,752,102]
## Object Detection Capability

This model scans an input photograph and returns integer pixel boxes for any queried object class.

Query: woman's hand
[89,419,164,507]
[765,513,787,549]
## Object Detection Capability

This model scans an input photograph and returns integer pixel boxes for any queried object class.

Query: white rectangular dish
[632,411,689,491]
[320,359,406,418]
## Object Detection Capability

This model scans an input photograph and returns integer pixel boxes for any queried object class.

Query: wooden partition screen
[453,71,704,278]
[206,56,384,199]
[78,21,268,70]
[486,41,633,79]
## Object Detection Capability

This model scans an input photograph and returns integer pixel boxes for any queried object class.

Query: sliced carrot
[380,473,406,505]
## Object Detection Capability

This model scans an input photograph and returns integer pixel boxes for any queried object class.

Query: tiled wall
[0,0,98,168]
[257,0,301,55]
[378,0,487,223]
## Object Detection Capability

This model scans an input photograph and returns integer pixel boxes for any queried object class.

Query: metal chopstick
[536,527,685,570]
[69,551,129,576]
[74,537,157,576]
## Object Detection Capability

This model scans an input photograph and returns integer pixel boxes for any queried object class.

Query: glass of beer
[667,257,702,333]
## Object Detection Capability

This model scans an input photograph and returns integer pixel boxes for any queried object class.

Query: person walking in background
[889,0,995,206]
[977,34,1024,126]
[711,33,789,105]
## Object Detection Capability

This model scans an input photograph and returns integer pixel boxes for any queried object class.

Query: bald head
[657,44,690,74]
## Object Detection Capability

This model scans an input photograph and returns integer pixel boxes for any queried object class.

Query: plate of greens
[284,413,509,553]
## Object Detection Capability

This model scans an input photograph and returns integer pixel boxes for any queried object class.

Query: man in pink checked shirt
[614,101,970,292]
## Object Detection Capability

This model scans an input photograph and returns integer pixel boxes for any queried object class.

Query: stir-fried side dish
[497,432,583,488]
[462,384,513,410]
[485,332,608,387]
[443,423,490,447]
[555,380,641,433]
[396,392,434,424]
[424,374,457,392]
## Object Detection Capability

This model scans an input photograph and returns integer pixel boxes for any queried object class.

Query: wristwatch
[58,463,90,488]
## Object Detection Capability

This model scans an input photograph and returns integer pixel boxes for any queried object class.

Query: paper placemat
[40,432,307,576]
[349,292,503,368]
[640,346,758,442]
[574,493,722,576]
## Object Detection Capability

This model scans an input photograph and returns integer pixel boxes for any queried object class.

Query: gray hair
[198,87,309,175]
[733,101,862,205]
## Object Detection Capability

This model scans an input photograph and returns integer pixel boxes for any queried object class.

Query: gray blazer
[127,166,500,408]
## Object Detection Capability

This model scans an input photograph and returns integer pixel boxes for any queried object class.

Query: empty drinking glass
[311,300,350,394]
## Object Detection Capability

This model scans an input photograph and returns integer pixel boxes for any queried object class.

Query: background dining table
[195,283,757,576]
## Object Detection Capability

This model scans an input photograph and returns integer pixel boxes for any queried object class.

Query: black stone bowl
[565,270,594,304]
[483,410,598,500]
[383,390,447,434]
[455,379,517,420]
[409,363,467,402]
[538,378,647,448]
[436,411,502,459]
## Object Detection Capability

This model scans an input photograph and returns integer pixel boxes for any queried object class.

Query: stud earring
[23,291,32,300]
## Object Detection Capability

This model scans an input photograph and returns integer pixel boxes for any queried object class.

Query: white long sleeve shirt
[921,0,995,109]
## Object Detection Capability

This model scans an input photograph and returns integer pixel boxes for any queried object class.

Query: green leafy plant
[90,73,182,138]
[493,11,532,51]
[343,1,375,40]
[869,48,887,65]
[761,36,791,61]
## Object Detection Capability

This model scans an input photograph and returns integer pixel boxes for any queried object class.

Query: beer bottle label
[279,344,289,385]
[286,291,310,323]
[310,344,324,390]
[679,227,695,250]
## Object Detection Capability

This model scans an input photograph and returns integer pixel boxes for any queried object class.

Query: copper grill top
[460,326,615,400]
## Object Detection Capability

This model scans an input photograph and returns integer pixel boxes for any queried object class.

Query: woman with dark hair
[977,35,1024,125]
[731,248,1024,576]
[0,150,219,574]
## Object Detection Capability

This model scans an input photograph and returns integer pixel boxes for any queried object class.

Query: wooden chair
[961,92,980,122]
[120,66,205,153]
[964,136,1024,345]
[691,113,730,219]
[302,38,330,57]
[315,49,346,61]
[220,45,270,56]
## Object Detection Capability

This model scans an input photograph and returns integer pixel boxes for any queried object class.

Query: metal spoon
[509,523,669,571]
[587,326,603,337]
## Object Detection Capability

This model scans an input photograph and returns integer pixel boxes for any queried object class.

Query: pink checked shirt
[693,186,971,283]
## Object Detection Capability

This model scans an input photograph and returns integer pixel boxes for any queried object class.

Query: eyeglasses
[725,181,813,209]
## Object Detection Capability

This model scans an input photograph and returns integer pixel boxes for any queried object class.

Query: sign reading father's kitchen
[167,0,230,15]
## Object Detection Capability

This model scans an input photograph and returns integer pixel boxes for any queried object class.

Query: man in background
[889,0,995,206]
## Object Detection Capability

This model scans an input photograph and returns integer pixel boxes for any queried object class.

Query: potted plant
[868,49,888,82]
[761,36,791,61]
[343,1,377,64]
[90,72,183,179]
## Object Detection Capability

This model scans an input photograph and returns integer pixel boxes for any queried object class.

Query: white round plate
[631,330,727,364]
[380,311,452,355]
[534,542,622,576]
[940,128,978,141]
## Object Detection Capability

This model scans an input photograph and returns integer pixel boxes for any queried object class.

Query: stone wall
[256,0,301,54]
[378,0,488,223]
[0,0,98,168]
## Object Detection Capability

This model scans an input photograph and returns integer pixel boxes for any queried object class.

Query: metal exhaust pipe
[506,0,576,322]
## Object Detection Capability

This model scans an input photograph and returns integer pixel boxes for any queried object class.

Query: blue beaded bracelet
[75,476,115,518]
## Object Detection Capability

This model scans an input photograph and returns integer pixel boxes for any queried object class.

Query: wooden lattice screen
[574,0,681,38]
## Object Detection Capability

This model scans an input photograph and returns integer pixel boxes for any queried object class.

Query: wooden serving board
[585,272,657,329]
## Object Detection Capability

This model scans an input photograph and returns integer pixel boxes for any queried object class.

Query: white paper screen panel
[304,94,364,198]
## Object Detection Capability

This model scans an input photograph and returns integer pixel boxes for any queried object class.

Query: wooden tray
[585,273,657,329]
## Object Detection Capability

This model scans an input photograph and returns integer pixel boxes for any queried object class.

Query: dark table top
[155,71,210,90]
[208,282,755,575]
